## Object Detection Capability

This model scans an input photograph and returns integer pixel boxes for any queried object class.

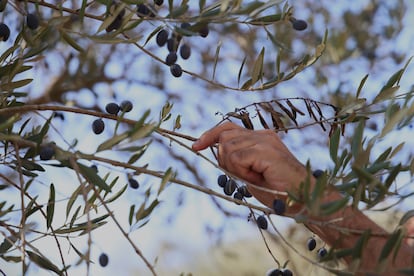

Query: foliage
[0,0,413,275]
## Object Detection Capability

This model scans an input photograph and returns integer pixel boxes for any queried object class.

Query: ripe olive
[99,253,109,267]
[165,52,177,65]
[223,179,236,196]
[198,25,209,37]
[156,29,168,47]
[256,215,268,230]
[167,38,178,52]
[90,164,98,173]
[180,22,191,30]
[128,178,139,189]
[233,191,243,201]
[237,185,252,198]
[307,237,316,251]
[267,268,283,276]
[106,17,122,32]
[26,13,39,30]
[170,64,182,78]
[39,146,55,160]
[137,4,154,17]
[312,169,324,178]
[292,19,308,31]
[92,119,105,134]
[120,100,133,112]
[217,174,227,188]
[282,269,293,276]
[105,102,120,115]
[317,247,328,258]
[179,44,191,60]
[272,199,286,215]
[0,23,10,41]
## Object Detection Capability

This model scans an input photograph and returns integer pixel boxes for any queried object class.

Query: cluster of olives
[217,174,286,215]
[155,21,209,78]
[106,1,164,33]
[0,7,39,42]
[92,100,133,135]
[217,174,252,201]
[307,237,328,259]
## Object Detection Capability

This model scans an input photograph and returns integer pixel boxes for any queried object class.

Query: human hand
[192,122,310,213]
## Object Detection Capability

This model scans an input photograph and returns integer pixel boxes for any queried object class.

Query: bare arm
[192,122,412,274]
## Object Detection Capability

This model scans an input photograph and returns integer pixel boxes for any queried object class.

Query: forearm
[303,190,413,274]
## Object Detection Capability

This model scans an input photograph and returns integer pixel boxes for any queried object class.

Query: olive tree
[0,0,413,275]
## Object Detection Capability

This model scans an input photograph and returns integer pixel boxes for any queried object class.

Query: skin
[192,122,413,275]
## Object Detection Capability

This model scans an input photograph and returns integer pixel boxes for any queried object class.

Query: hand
[192,122,310,213]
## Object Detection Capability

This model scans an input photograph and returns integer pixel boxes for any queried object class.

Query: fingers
[192,122,244,151]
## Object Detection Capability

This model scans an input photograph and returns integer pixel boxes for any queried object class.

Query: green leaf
[0,114,20,132]
[97,3,126,33]
[97,132,129,152]
[129,204,135,226]
[381,104,414,138]
[66,185,82,217]
[144,25,164,46]
[46,184,55,229]
[20,159,45,172]
[24,196,40,218]
[136,199,160,222]
[320,197,349,216]
[0,237,14,254]
[378,227,404,263]
[158,168,174,196]
[351,120,365,157]
[60,31,84,52]
[248,13,283,25]
[0,78,33,90]
[329,127,340,163]
[167,3,189,18]
[77,162,111,192]
[384,164,402,189]
[352,229,371,259]
[104,184,127,204]
[69,205,81,228]
[27,250,61,274]
[251,47,265,85]
[356,74,369,99]
[212,41,222,80]
[237,56,247,86]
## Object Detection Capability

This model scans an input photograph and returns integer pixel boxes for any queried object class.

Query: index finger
[192,122,243,151]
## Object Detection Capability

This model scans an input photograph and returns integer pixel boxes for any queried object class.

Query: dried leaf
[270,111,284,131]
[276,101,297,126]
[286,99,305,116]
[257,110,269,129]
[240,111,254,129]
